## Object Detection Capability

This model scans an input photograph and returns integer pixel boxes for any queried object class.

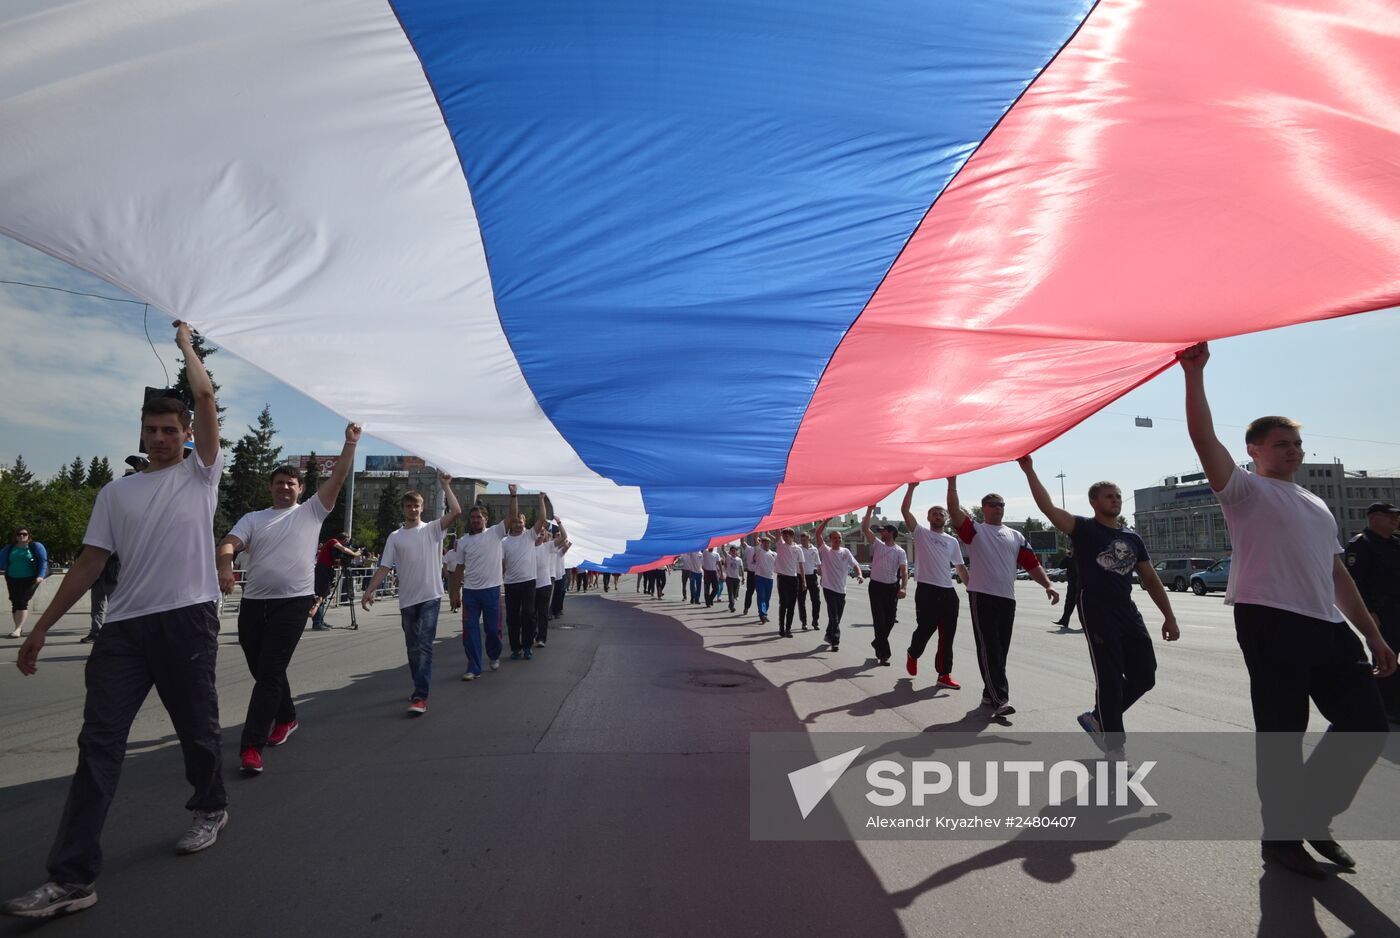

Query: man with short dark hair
[1182,341,1395,878]
[7,322,226,919]
[901,482,969,689]
[1345,502,1400,724]
[797,531,822,632]
[445,486,519,680]
[1019,457,1178,756]
[749,535,776,625]
[361,474,461,714]
[861,507,908,666]
[773,529,806,638]
[701,546,721,607]
[813,518,862,651]
[217,424,360,775]
[948,478,1059,717]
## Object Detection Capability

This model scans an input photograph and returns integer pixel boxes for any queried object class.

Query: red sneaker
[407,698,428,716]
[240,747,263,775]
[906,654,917,676]
[937,674,962,689]
[267,720,299,747]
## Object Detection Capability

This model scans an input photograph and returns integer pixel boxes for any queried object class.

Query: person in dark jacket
[1345,502,1400,724]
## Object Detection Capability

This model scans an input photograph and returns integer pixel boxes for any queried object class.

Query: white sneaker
[489,659,500,671]
[3,881,97,918]
[6,630,20,639]
[175,809,228,854]
[461,672,477,682]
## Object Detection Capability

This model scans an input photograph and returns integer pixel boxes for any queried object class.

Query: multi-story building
[1134,460,1399,557]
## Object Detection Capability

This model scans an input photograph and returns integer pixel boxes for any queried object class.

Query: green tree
[8,454,35,488]
[971,505,985,523]
[1021,516,1047,533]
[300,452,321,504]
[63,456,87,488]
[86,456,114,487]
[173,328,229,448]
[222,404,282,525]
[372,482,401,551]
[28,478,99,564]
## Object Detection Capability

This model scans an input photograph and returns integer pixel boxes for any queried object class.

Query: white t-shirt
[818,544,858,594]
[958,518,1035,600]
[701,549,720,572]
[801,545,821,576]
[534,540,560,588]
[775,542,804,576]
[912,526,963,588]
[552,546,567,579]
[228,496,331,599]
[724,555,744,579]
[502,530,537,584]
[83,448,224,623]
[1217,467,1342,622]
[870,540,908,584]
[445,522,506,590]
[743,545,757,570]
[380,519,448,608]
[751,548,777,579]
[683,551,703,573]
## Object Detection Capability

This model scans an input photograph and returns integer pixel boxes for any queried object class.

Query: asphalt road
[1,576,1397,937]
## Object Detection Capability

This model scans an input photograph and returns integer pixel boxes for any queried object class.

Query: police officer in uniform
[1345,501,1400,725]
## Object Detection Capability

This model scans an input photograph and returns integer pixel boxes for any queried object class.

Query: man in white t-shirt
[701,546,721,607]
[773,529,808,638]
[534,517,569,647]
[500,499,543,660]
[948,478,1059,718]
[1182,341,1395,878]
[749,536,777,624]
[444,485,519,680]
[682,550,704,604]
[8,323,227,919]
[216,423,360,775]
[361,474,461,714]
[901,482,970,689]
[861,507,908,665]
[723,545,744,613]
[797,532,822,632]
[813,518,863,652]
[742,537,758,615]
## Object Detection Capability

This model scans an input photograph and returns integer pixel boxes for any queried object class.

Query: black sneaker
[79,633,97,644]
[1262,842,1328,879]
[3,881,97,918]
[1307,839,1356,869]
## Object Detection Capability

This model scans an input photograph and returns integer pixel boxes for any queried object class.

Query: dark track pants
[868,580,900,660]
[704,570,719,606]
[534,585,553,643]
[1078,594,1156,735]
[743,571,756,613]
[504,580,536,653]
[1235,603,1387,842]
[798,573,821,628]
[777,574,801,635]
[726,576,741,611]
[968,591,1015,706]
[910,582,958,676]
[550,576,566,617]
[48,604,225,884]
[237,595,314,750]
[823,589,847,645]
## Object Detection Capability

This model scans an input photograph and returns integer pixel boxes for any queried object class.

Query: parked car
[1045,567,1067,582]
[859,563,871,578]
[1189,558,1231,595]
[1151,557,1217,592]
[1015,569,1031,580]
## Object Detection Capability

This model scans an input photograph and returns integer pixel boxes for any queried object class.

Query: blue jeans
[688,571,703,602]
[462,586,503,675]
[400,599,440,700]
[754,576,774,618]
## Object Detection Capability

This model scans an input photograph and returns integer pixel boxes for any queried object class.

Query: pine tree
[9,455,35,487]
[173,328,229,449]
[222,405,282,523]
[87,456,114,487]
[300,452,321,504]
[373,482,401,551]
[64,456,87,488]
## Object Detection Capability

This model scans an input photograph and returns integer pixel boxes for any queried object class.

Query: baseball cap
[1366,501,1400,515]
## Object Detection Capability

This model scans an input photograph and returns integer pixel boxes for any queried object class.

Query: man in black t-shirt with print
[1020,456,1179,756]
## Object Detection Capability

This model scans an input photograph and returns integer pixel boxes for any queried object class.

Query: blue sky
[3,233,1398,528]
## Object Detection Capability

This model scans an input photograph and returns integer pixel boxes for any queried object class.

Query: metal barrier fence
[218,566,398,630]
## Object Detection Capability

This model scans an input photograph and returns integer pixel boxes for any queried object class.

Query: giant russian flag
[2,0,1398,569]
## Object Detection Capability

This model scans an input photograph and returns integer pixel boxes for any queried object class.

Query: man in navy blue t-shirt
[1019,456,1179,755]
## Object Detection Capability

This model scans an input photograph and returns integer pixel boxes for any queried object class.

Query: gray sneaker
[3,881,97,918]
[175,809,228,855]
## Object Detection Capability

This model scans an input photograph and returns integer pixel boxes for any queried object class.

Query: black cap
[879,523,899,534]
[1366,502,1400,515]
